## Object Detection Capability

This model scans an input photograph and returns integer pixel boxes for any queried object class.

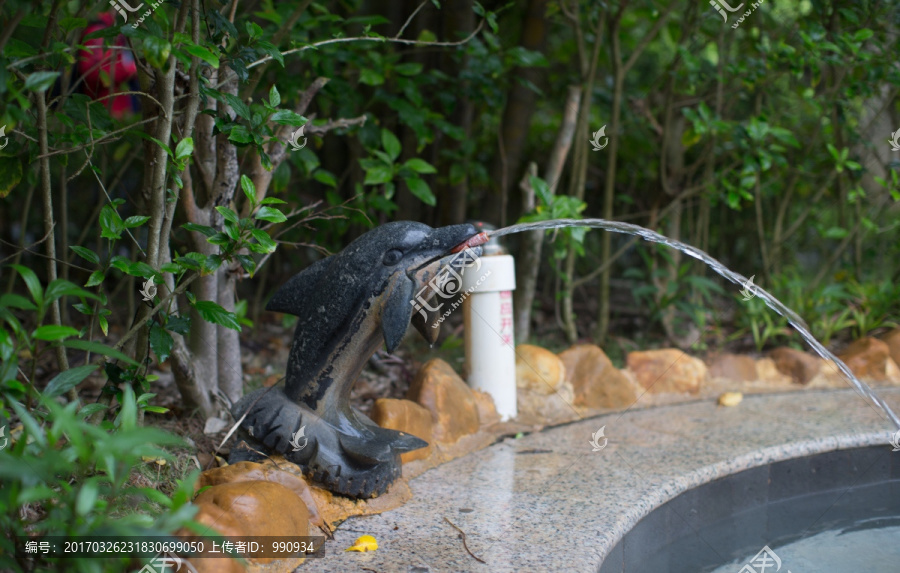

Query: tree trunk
[513,86,580,344]
[484,0,549,226]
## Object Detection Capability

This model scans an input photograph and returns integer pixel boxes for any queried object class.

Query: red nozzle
[450,231,490,253]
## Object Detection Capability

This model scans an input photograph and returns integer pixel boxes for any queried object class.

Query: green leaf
[192,301,241,331]
[260,197,287,205]
[249,228,277,253]
[257,41,284,67]
[0,156,24,198]
[85,270,105,288]
[216,206,239,224]
[149,324,174,363]
[241,174,257,207]
[824,226,849,239]
[78,403,109,418]
[360,68,385,86]
[246,21,264,39]
[24,71,60,93]
[33,325,81,341]
[235,254,256,276]
[363,163,394,185]
[142,36,172,69]
[45,279,99,303]
[269,85,281,107]
[852,29,873,42]
[381,129,401,161]
[166,315,191,335]
[70,246,100,264]
[254,206,287,223]
[394,63,423,76]
[183,223,216,237]
[313,170,337,188]
[175,137,194,160]
[44,364,98,398]
[63,340,139,366]
[100,204,124,240]
[228,125,253,144]
[75,479,100,516]
[123,215,151,228]
[221,93,251,119]
[269,110,306,126]
[10,264,43,307]
[405,176,436,206]
[183,44,219,68]
[403,158,437,174]
[0,293,36,311]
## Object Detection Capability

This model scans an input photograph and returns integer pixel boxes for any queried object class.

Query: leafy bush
[0,267,198,573]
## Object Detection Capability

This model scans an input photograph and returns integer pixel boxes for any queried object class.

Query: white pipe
[462,254,517,421]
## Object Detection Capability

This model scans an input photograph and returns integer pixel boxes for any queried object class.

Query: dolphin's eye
[382,249,403,266]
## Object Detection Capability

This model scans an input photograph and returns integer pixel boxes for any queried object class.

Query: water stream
[488,218,900,430]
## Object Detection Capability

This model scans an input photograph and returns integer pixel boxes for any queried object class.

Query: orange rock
[176,502,247,573]
[768,347,821,384]
[472,389,500,426]
[196,462,325,535]
[371,398,433,463]
[707,353,758,382]
[515,344,565,394]
[881,329,900,368]
[194,481,309,564]
[407,358,480,443]
[558,344,639,408]
[754,358,793,385]
[626,349,707,394]
[838,337,894,381]
[517,381,578,424]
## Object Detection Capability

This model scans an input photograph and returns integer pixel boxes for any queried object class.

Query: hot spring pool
[599,446,900,572]
[710,519,900,572]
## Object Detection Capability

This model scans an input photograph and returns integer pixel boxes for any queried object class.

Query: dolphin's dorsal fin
[266,256,334,316]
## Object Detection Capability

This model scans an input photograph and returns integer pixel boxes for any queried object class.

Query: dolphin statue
[230,222,484,498]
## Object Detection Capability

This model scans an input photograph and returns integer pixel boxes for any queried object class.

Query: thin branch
[0,237,93,272]
[36,116,160,159]
[443,518,486,564]
[0,227,54,265]
[109,273,199,355]
[305,114,368,136]
[244,21,485,71]
[397,0,429,39]
[86,155,146,257]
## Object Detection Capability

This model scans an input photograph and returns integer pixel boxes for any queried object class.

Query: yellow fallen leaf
[717,392,743,407]
[142,456,166,466]
[345,535,378,552]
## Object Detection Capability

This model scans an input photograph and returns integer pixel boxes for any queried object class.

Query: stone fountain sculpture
[229,222,484,498]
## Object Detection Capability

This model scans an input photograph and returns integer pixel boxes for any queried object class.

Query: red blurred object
[77,12,138,118]
[450,232,490,253]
